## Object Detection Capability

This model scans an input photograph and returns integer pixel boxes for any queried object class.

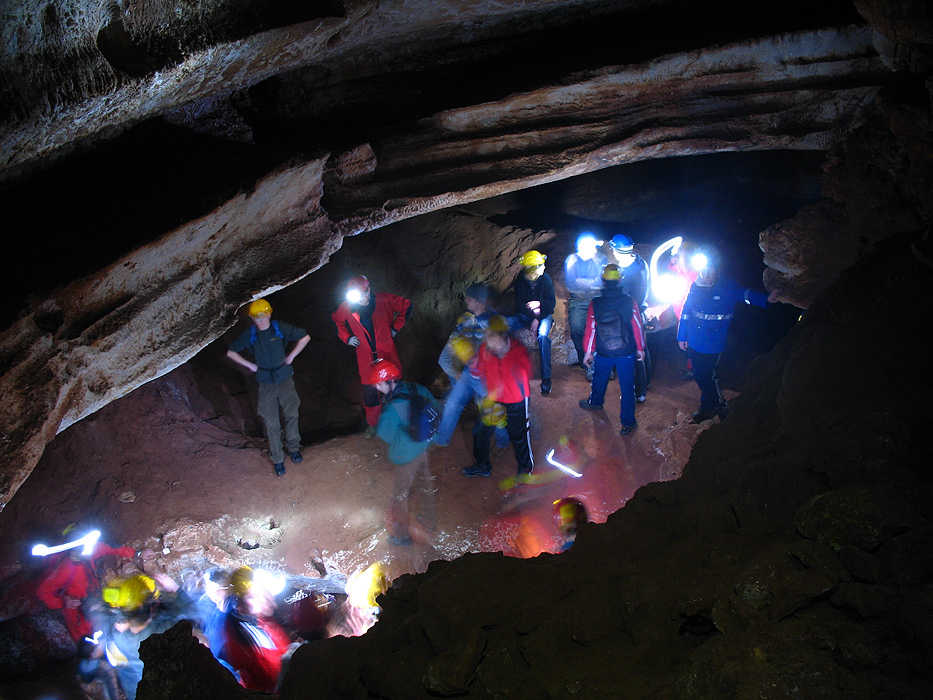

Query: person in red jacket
[224,566,293,692]
[462,315,535,478]
[331,275,412,437]
[35,535,137,642]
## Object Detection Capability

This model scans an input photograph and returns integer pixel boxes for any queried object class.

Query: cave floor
[0,336,710,587]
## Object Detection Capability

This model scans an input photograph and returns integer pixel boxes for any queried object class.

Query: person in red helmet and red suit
[331,276,412,437]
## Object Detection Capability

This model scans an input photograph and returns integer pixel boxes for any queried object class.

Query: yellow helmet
[601,264,621,281]
[346,562,388,609]
[519,250,546,267]
[450,336,475,365]
[486,315,510,335]
[230,566,254,597]
[102,574,157,611]
[478,397,507,427]
[247,299,273,318]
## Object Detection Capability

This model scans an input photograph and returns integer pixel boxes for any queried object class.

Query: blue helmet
[609,234,634,253]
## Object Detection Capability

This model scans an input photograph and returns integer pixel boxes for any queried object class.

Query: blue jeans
[436,371,508,447]
[568,299,590,366]
[536,315,553,380]
[588,353,637,426]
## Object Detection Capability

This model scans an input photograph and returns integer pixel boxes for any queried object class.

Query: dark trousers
[258,378,301,464]
[473,398,534,474]
[589,353,637,426]
[688,348,724,410]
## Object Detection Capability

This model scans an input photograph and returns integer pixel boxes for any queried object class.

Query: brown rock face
[1,0,914,508]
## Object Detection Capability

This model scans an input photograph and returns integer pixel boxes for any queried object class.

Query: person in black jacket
[578,264,646,435]
[513,250,557,395]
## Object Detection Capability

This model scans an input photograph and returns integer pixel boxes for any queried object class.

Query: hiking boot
[274,462,286,477]
[636,395,646,404]
[620,422,637,436]
[289,450,303,463]
[540,379,552,395]
[462,463,492,477]
[691,408,717,423]
[579,399,603,411]
[364,425,378,439]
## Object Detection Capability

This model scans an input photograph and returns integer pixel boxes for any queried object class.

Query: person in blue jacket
[676,253,768,422]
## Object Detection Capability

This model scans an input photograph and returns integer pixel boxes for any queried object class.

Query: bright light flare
[652,274,688,304]
[649,236,683,299]
[32,529,101,557]
[254,569,287,596]
[346,289,363,304]
[691,253,708,272]
[84,630,103,645]
[545,449,582,478]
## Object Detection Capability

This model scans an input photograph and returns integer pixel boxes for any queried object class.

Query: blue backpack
[397,383,440,443]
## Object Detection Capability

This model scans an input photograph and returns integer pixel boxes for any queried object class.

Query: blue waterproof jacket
[677,278,768,354]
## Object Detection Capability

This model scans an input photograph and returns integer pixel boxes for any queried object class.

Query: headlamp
[346,289,363,304]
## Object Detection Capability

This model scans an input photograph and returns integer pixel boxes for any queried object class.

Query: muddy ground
[0,330,712,591]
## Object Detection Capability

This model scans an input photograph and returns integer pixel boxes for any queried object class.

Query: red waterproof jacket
[36,542,135,640]
[472,341,531,404]
[331,293,411,383]
[225,610,292,692]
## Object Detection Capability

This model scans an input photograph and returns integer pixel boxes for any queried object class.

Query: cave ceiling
[1,0,931,509]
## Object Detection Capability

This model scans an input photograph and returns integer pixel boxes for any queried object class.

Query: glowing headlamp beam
[545,449,583,478]
[32,530,101,557]
[649,236,683,299]
[346,289,363,304]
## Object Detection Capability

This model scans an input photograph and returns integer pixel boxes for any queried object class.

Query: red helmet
[368,360,401,384]
[347,275,370,292]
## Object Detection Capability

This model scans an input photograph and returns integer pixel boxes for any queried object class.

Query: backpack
[249,319,284,345]
[403,384,440,443]
[594,294,635,356]
[391,383,440,443]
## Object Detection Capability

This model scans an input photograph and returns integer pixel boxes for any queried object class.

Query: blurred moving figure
[99,572,197,700]
[35,531,136,643]
[331,275,412,437]
[435,283,508,451]
[553,497,589,551]
[196,567,238,678]
[462,316,535,479]
[370,360,439,546]
[224,566,293,692]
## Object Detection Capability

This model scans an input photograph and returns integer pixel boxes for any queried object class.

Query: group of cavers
[29,534,347,697]
[21,233,771,698]
[229,232,771,546]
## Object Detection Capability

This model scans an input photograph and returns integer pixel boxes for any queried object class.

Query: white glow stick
[84,630,103,645]
[31,529,101,557]
[546,449,583,478]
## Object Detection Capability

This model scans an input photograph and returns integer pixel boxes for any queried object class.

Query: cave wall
[136,226,933,700]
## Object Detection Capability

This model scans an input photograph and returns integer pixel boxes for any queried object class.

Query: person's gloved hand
[348,336,361,347]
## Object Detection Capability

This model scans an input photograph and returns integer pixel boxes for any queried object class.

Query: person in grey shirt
[227,298,310,476]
